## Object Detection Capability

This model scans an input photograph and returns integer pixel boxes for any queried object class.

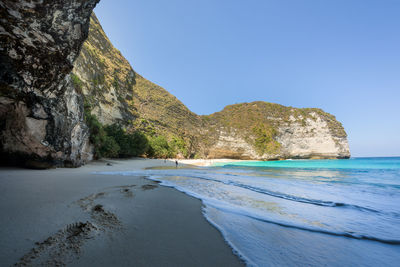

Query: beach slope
[0,159,243,266]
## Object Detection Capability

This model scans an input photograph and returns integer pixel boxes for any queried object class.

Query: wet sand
[0,158,243,266]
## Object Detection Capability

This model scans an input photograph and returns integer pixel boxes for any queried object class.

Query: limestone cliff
[0,0,98,168]
[203,102,350,159]
[73,15,350,160]
[72,14,203,157]
[72,14,136,125]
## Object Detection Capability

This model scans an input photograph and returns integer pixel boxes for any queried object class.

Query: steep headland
[202,102,350,159]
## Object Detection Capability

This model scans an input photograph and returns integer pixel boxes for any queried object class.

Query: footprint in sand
[15,184,137,266]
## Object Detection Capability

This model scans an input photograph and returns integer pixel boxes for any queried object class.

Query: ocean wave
[220,205,400,245]
[226,181,381,212]
[148,175,400,246]
[154,172,386,213]
[96,170,398,217]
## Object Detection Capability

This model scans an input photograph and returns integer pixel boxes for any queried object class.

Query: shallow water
[98,157,400,266]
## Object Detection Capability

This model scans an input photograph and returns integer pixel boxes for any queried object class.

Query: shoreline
[172,158,254,167]
[0,158,243,266]
[165,157,352,167]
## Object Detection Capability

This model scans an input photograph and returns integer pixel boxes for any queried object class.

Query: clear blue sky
[94,0,400,157]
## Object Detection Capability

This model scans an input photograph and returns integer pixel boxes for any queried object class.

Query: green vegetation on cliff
[104,124,148,158]
[84,111,119,158]
[82,100,187,159]
[252,124,281,156]
[203,101,347,157]
[84,111,150,159]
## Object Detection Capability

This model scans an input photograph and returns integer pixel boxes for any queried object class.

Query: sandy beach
[0,158,243,266]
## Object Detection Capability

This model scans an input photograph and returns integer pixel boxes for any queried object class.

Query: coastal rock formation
[72,14,202,157]
[74,15,350,160]
[277,113,350,159]
[0,0,99,167]
[203,102,350,159]
[72,14,136,125]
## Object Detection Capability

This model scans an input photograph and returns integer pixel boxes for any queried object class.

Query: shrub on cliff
[147,135,174,158]
[84,112,120,158]
[104,124,149,157]
[71,73,83,94]
[99,136,120,158]
[170,136,189,158]
[84,97,152,159]
[252,124,281,156]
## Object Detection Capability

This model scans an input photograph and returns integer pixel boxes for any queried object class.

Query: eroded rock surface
[204,107,350,160]
[73,13,137,125]
[0,0,99,167]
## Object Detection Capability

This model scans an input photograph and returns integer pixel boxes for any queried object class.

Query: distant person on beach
[175,160,178,168]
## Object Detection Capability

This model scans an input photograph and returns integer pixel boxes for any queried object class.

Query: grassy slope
[205,101,346,138]
[73,13,202,156]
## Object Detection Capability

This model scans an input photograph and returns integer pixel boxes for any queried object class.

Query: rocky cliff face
[0,0,98,168]
[72,14,136,125]
[203,102,350,159]
[73,14,201,131]
[276,113,350,159]
[72,14,203,157]
[73,15,350,160]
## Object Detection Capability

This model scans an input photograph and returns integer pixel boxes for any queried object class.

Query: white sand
[0,158,243,266]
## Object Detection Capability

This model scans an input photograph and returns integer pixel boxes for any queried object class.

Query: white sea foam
[96,161,400,266]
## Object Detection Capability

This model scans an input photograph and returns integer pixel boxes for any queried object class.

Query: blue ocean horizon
[214,156,400,170]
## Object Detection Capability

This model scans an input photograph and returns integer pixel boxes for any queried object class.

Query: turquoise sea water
[99,157,400,266]
[214,157,400,169]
